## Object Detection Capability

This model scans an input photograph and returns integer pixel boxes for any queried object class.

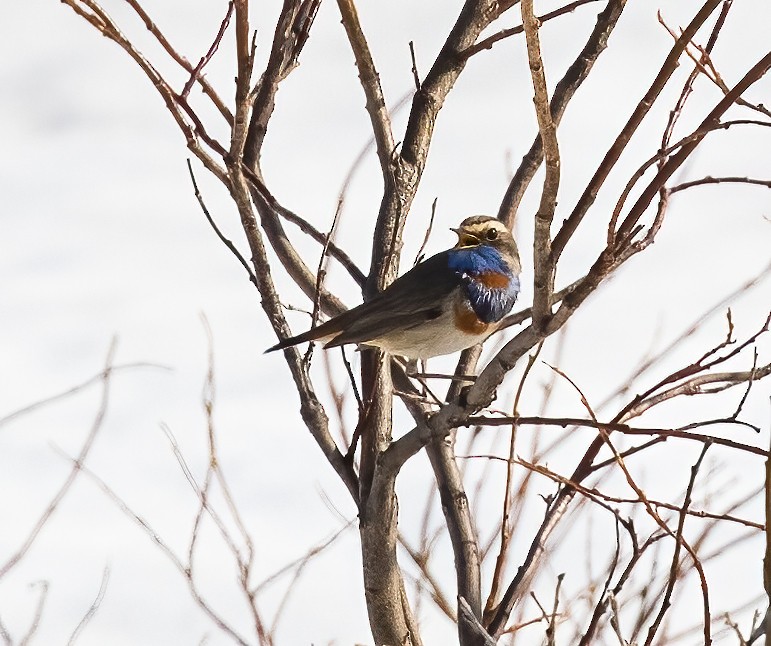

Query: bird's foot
[393,388,443,406]
[407,372,477,383]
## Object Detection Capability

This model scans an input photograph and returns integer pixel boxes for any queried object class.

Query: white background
[1,1,770,644]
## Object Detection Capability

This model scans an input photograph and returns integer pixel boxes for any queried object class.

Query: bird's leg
[394,388,443,407]
[416,360,443,405]
[402,358,419,377]
[391,357,444,405]
[408,372,477,382]
[403,357,477,383]
[414,378,444,406]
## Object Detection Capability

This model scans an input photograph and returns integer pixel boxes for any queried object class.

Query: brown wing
[265,251,460,353]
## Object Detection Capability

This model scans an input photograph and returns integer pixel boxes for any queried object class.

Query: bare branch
[460,0,603,60]
[465,415,768,458]
[336,0,396,176]
[180,2,234,100]
[668,175,771,194]
[485,344,543,619]
[498,0,626,226]
[408,41,421,91]
[76,462,252,646]
[187,159,258,287]
[244,0,321,169]
[67,567,110,645]
[458,596,497,646]
[398,535,457,621]
[521,0,561,329]
[19,581,48,646]
[613,53,771,242]
[551,0,723,260]
[0,362,168,428]
[0,342,116,579]
[644,442,712,645]
[123,0,234,123]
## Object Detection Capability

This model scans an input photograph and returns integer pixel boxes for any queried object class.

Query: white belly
[364,309,490,359]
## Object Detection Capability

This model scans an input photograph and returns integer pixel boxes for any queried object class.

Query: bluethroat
[266,216,521,359]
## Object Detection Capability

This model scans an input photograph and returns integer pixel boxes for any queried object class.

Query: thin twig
[67,567,110,645]
[18,581,48,646]
[180,1,234,99]
[551,0,723,261]
[669,176,771,194]
[0,362,169,427]
[0,341,116,579]
[413,198,437,266]
[460,0,603,59]
[123,0,234,123]
[408,41,421,91]
[465,415,767,458]
[187,159,258,286]
[644,442,712,645]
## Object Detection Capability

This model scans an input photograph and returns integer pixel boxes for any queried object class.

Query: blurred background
[1,1,769,644]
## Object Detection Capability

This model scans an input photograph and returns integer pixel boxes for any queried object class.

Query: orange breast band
[476,271,510,289]
[453,302,490,335]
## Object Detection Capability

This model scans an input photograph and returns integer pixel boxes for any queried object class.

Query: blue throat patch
[447,245,519,323]
[447,244,510,276]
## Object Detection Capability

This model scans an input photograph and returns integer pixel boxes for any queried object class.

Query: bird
[266,215,521,360]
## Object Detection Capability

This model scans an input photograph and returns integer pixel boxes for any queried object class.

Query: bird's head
[451,215,518,259]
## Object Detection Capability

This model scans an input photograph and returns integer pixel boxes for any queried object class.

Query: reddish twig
[644,442,712,645]
[552,0,723,262]
[465,415,768,458]
[669,176,771,194]
[123,0,234,123]
[181,1,234,99]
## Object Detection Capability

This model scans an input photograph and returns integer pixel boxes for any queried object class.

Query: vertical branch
[351,8,526,634]
[360,462,423,646]
[234,0,250,88]
[336,0,396,178]
[432,348,486,646]
[370,0,513,296]
[426,436,483,646]
[764,428,771,646]
[334,0,397,548]
[497,0,626,228]
[221,12,360,503]
[240,1,349,318]
[228,173,359,502]
[244,0,322,171]
[521,0,561,330]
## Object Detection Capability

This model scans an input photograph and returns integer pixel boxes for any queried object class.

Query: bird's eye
[485,228,499,241]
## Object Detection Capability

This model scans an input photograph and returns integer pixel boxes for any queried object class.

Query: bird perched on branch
[266,215,521,360]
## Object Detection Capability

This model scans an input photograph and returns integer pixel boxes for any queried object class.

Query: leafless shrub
[22,0,771,643]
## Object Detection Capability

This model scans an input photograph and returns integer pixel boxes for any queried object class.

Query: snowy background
[1,1,770,644]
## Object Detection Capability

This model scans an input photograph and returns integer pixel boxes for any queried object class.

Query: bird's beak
[452,227,480,248]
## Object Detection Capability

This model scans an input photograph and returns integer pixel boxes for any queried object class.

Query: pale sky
[2,1,770,644]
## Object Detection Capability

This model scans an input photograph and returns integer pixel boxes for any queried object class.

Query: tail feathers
[264,318,344,354]
[265,329,326,354]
